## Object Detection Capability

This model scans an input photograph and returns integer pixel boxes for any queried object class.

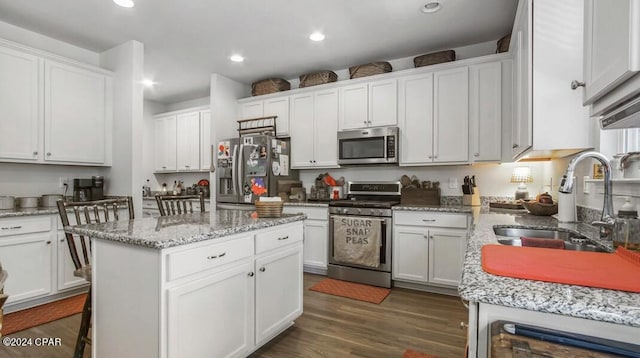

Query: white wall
[0,20,100,66]
[164,96,210,112]
[142,100,167,190]
[101,40,145,214]
[0,163,108,197]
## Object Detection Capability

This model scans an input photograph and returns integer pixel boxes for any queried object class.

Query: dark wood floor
[0,274,467,358]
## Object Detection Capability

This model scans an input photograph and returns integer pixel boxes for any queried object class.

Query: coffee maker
[73,179,93,202]
[91,176,104,201]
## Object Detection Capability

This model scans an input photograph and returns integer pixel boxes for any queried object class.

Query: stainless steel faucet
[559,151,616,240]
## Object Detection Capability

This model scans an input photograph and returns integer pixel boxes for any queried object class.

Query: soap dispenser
[613,197,640,251]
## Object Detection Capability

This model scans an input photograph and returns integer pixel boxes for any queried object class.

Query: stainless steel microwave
[337,126,398,165]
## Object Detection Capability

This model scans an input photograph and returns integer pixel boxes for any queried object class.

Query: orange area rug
[403,349,439,358]
[1,294,86,335]
[309,278,391,304]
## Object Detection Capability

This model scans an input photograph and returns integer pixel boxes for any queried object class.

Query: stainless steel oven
[337,126,398,165]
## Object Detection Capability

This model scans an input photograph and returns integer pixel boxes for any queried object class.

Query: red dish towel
[520,236,565,249]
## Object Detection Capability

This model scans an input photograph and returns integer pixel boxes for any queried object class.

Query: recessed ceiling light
[309,32,325,42]
[113,0,134,8]
[141,79,156,87]
[230,55,245,63]
[421,1,441,13]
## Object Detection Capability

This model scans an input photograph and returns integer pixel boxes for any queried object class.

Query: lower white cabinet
[283,206,329,274]
[57,232,89,291]
[392,211,469,290]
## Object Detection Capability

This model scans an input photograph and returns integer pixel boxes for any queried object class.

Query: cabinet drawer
[282,206,328,221]
[393,211,468,229]
[166,235,253,281]
[0,216,52,237]
[255,224,303,254]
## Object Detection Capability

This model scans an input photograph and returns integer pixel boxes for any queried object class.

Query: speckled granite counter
[65,210,306,249]
[458,210,640,328]
[393,204,474,213]
[283,201,329,208]
[0,207,59,218]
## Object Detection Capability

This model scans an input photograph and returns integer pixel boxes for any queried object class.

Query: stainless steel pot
[41,194,64,207]
[0,196,15,210]
[17,197,40,208]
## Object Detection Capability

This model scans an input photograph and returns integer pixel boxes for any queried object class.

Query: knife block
[463,190,481,206]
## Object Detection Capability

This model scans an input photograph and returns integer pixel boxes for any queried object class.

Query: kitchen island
[458,210,640,357]
[65,210,306,358]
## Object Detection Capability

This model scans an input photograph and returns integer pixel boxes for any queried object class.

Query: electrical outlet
[448,177,458,189]
[58,177,69,189]
[583,176,590,194]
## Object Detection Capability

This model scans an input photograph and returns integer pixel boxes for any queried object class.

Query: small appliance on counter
[73,178,93,202]
[91,176,104,201]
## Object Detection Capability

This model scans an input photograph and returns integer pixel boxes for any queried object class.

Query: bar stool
[155,193,205,216]
[56,196,134,358]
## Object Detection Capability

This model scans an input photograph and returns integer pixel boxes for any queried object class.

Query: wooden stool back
[155,193,205,216]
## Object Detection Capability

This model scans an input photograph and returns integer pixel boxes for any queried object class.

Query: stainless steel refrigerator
[216,135,298,204]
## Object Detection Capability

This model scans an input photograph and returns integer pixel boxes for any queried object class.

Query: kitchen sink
[493,227,608,252]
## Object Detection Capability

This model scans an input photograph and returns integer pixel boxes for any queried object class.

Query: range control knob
[370,209,375,215]
[342,208,349,214]
[357,208,362,214]
[378,210,383,216]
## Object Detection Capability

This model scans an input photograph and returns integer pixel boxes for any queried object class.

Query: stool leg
[74,289,91,358]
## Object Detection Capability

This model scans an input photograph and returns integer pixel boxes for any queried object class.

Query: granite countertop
[0,207,60,218]
[393,204,474,213]
[283,201,329,208]
[143,196,210,202]
[65,210,306,250]
[458,210,640,328]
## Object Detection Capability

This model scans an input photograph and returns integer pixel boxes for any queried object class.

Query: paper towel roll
[557,187,577,222]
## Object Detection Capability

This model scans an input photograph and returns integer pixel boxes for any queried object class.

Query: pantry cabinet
[469,62,502,162]
[290,89,339,169]
[240,97,290,137]
[338,79,397,130]
[154,107,211,173]
[200,110,212,171]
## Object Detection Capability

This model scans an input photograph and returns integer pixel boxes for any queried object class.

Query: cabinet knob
[512,144,519,149]
[428,155,433,159]
[248,272,254,277]
[33,151,38,155]
[363,121,367,125]
[162,166,167,169]
[474,152,479,157]
[60,239,65,242]
[259,267,266,272]
[570,80,585,90]
[460,322,469,329]
[46,152,51,156]
[46,241,51,244]
[185,165,189,168]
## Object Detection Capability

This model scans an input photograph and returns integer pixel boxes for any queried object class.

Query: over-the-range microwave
[337,126,398,165]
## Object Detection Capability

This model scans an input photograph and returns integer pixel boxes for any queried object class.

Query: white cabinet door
[583,0,640,105]
[200,110,212,171]
[44,60,108,164]
[369,79,398,127]
[339,83,368,130]
[176,112,201,171]
[57,232,89,291]
[0,234,53,303]
[241,101,264,119]
[512,3,533,159]
[154,115,177,172]
[433,67,469,163]
[313,88,339,168]
[255,244,303,346]
[167,261,254,358]
[392,225,429,283]
[302,219,328,270]
[289,93,315,168]
[470,62,502,162]
[428,229,467,287]
[264,97,290,137]
[0,46,39,161]
[399,73,434,165]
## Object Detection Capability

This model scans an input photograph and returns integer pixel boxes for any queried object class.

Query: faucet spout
[559,151,615,238]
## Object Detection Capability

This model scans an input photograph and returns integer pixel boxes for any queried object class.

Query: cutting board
[482,245,640,293]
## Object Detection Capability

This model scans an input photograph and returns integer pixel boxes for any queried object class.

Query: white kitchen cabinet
[399,67,468,165]
[0,45,39,162]
[0,217,54,304]
[469,62,502,162]
[255,245,303,346]
[176,112,201,171]
[154,115,177,172]
[339,79,397,130]
[393,211,469,290]
[57,232,89,291]
[283,206,329,274]
[290,89,339,169]
[583,0,640,105]
[200,110,212,171]
[510,0,591,160]
[240,97,290,137]
[167,261,254,358]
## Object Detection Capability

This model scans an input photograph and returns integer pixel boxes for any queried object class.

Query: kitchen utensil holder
[463,191,481,206]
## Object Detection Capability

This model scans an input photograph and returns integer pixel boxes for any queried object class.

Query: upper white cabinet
[399,67,469,165]
[290,88,339,169]
[200,110,212,171]
[176,112,201,171]
[0,46,39,162]
[0,40,113,166]
[583,0,640,105]
[339,79,397,130]
[154,108,210,173]
[240,97,290,137]
[154,115,177,172]
[469,62,502,162]
[510,0,592,160]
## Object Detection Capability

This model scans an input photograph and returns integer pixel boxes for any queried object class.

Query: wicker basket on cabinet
[299,70,338,88]
[413,50,456,68]
[251,78,291,96]
[348,62,392,79]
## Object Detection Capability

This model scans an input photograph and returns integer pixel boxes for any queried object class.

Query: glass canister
[613,198,640,251]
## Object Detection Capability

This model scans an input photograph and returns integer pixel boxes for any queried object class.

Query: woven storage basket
[348,62,392,79]
[255,201,284,218]
[251,78,291,96]
[496,34,511,53]
[523,201,558,216]
[413,50,456,68]
[299,70,338,88]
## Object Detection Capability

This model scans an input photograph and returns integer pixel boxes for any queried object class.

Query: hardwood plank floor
[0,274,467,357]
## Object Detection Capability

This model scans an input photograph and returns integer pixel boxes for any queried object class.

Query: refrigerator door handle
[237,144,244,200]
[209,145,216,173]
[231,144,239,196]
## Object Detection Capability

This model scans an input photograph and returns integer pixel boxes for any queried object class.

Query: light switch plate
[448,177,458,189]
[583,176,590,194]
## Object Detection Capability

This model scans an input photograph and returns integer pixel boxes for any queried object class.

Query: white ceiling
[0,0,517,104]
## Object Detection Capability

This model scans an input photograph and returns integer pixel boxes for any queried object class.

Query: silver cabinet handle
[185,165,190,168]
[207,252,226,260]
[60,239,65,242]
[570,80,585,90]
[248,272,254,277]
[512,144,519,149]
[474,152,479,157]
[259,267,266,272]
[422,219,436,222]
[277,236,289,241]
[1,226,22,230]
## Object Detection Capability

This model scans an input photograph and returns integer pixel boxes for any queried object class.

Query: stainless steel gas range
[328,181,401,288]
